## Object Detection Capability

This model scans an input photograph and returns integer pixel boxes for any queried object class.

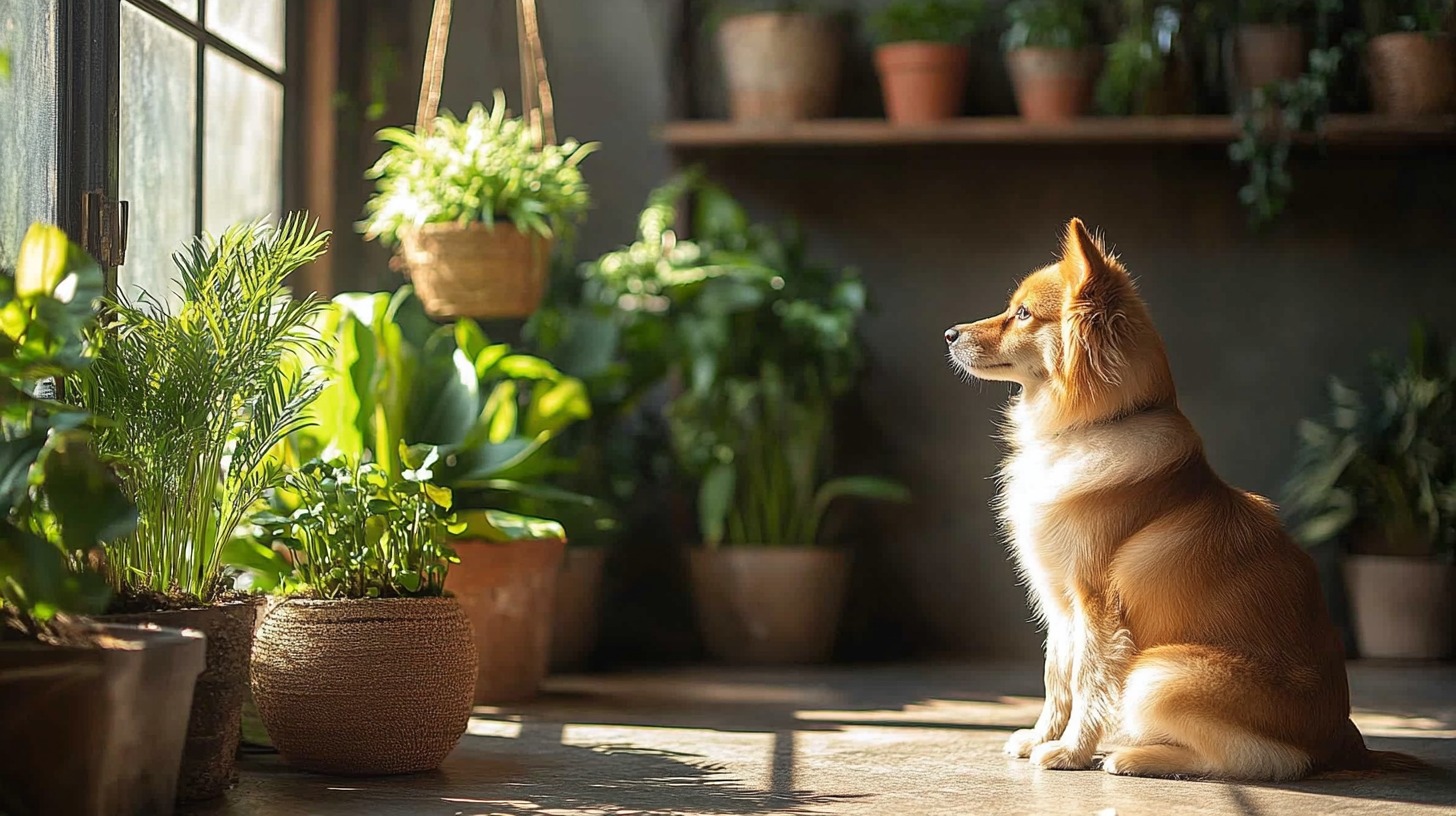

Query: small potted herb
[870,0,985,124]
[0,224,206,816]
[71,216,330,801]
[362,90,596,319]
[712,1,844,122]
[1003,0,1101,121]
[1285,324,1456,659]
[1234,0,1309,93]
[247,454,477,775]
[1363,0,1455,115]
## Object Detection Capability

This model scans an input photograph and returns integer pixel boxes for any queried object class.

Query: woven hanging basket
[250,597,477,776]
[400,0,559,320]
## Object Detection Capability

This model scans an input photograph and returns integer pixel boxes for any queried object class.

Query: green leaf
[454,509,565,543]
[812,476,911,521]
[698,462,736,547]
[397,570,422,592]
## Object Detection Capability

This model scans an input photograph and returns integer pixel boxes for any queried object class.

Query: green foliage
[1241,0,1312,23]
[1362,0,1454,32]
[0,225,135,632]
[870,0,985,44]
[0,49,10,80]
[1096,1,1184,114]
[580,173,907,548]
[1003,0,1093,50]
[1285,323,1456,560]
[285,286,591,511]
[71,216,329,604]
[361,90,597,247]
[246,453,464,599]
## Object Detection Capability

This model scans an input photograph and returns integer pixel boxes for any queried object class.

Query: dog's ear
[1059,218,1135,385]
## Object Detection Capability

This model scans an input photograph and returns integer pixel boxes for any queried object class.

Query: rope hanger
[415,0,556,148]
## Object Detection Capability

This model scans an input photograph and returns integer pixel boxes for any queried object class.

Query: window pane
[119,2,197,303]
[0,0,59,267]
[205,0,283,72]
[202,50,281,238]
[160,0,198,20]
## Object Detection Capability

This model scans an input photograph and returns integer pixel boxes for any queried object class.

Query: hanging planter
[363,0,596,320]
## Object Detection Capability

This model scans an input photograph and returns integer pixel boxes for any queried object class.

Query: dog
[944,218,1415,781]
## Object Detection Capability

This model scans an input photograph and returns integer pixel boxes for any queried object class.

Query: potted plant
[583,175,908,664]
[1363,0,1455,115]
[870,0,985,124]
[70,216,330,801]
[1285,324,1456,660]
[1234,0,1309,93]
[1003,0,1101,121]
[362,90,597,319]
[713,1,844,122]
[0,223,206,816]
[255,286,591,703]
[247,454,476,774]
[1096,0,1197,114]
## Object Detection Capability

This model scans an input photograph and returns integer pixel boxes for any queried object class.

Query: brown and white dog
[944,219,1413,781]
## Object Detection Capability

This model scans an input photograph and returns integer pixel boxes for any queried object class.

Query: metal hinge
[80,190,128,267]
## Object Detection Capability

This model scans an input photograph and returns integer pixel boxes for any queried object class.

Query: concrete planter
[1345,555,1456,660]
[690,547,849,665]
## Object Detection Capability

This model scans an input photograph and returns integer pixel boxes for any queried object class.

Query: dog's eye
[1015,305,1031,321]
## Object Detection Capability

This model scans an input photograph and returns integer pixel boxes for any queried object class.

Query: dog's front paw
[1004,728,1046,758]
[1029,740,1094,771]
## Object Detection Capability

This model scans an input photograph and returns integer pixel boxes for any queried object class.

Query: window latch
[80,190,129,267]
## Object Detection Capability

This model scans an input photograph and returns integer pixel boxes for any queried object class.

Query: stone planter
[717,12,841,122]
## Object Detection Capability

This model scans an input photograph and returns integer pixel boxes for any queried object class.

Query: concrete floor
[192,662,1456,816]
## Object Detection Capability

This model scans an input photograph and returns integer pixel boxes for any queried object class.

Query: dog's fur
[945,219,1412,781]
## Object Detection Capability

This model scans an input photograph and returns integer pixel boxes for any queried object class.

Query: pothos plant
[245,451,466,599]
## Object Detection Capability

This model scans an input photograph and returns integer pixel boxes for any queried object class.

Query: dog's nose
[944,327,960,344]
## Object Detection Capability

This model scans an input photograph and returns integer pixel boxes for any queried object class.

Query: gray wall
[390,1,1456,660]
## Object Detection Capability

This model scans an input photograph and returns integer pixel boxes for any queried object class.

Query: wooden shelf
[658,115,1456,149]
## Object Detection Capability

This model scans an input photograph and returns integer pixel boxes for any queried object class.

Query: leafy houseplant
[1285,324,1456,658]
[0,224,206,816]
[713,1,843,122]
[70,215,330,802]
[583,174,907,664]
[1096,0,1196,114]
[361,90,596,319]
[870,0,985,123]
[247,454,477,775]
[1362,0,1455,115]
[1003,0,1101,120]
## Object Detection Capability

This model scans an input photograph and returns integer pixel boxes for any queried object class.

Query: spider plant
[71,216,330,605]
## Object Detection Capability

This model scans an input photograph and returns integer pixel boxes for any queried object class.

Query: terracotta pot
[1005,47,1099,122]
[0,623,205,816]
[1234,24,1306,93]
[689,547,850,665]
[445,537,566,703]
[251,597,476,775]
[875,42,970,124]
[717,12,841,122]
[96,598,261,801]
[1366,32,1456,116]
[1344,555,1456,660]
[550,545,607,671]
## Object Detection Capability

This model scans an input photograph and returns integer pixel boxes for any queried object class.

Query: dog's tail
[1327,719,1428,774]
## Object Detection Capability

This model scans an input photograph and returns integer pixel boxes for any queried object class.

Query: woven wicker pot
[1006,48,1099,122]
[397,222,552,320]
[446,537,565,703]
[0,623,205,816]
[550,544,607,671]
[95,598,261,801]
[717,12,842,122]
[690,547,850,665]
[1367,33,1456,116]
[251,597,476,775]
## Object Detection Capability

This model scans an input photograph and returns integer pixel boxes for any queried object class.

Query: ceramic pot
[1366,32,1456,116]
[550,545,607,671]
[1006,47,1100,121]
[1344,555,1456,659]
[717,12,842,122]
[689,547,850,664]
[875,42,970,124]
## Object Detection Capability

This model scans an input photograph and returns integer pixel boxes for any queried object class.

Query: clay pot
[1366,32,1456,116]
[875,42,970,124]
[1005,47,1100,122]
[445,537,566,703]
[1344,555,1456,660]
[550,544,607,671]
[0,623,205,816]
[717,12,842,122]
[689,547,850,665]
[1234,24,1306,93]
[250,597,477,775]
[96,598,261,801]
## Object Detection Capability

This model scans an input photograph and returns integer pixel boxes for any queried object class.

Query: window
[119,0,286,300]
[0,0,61,266]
